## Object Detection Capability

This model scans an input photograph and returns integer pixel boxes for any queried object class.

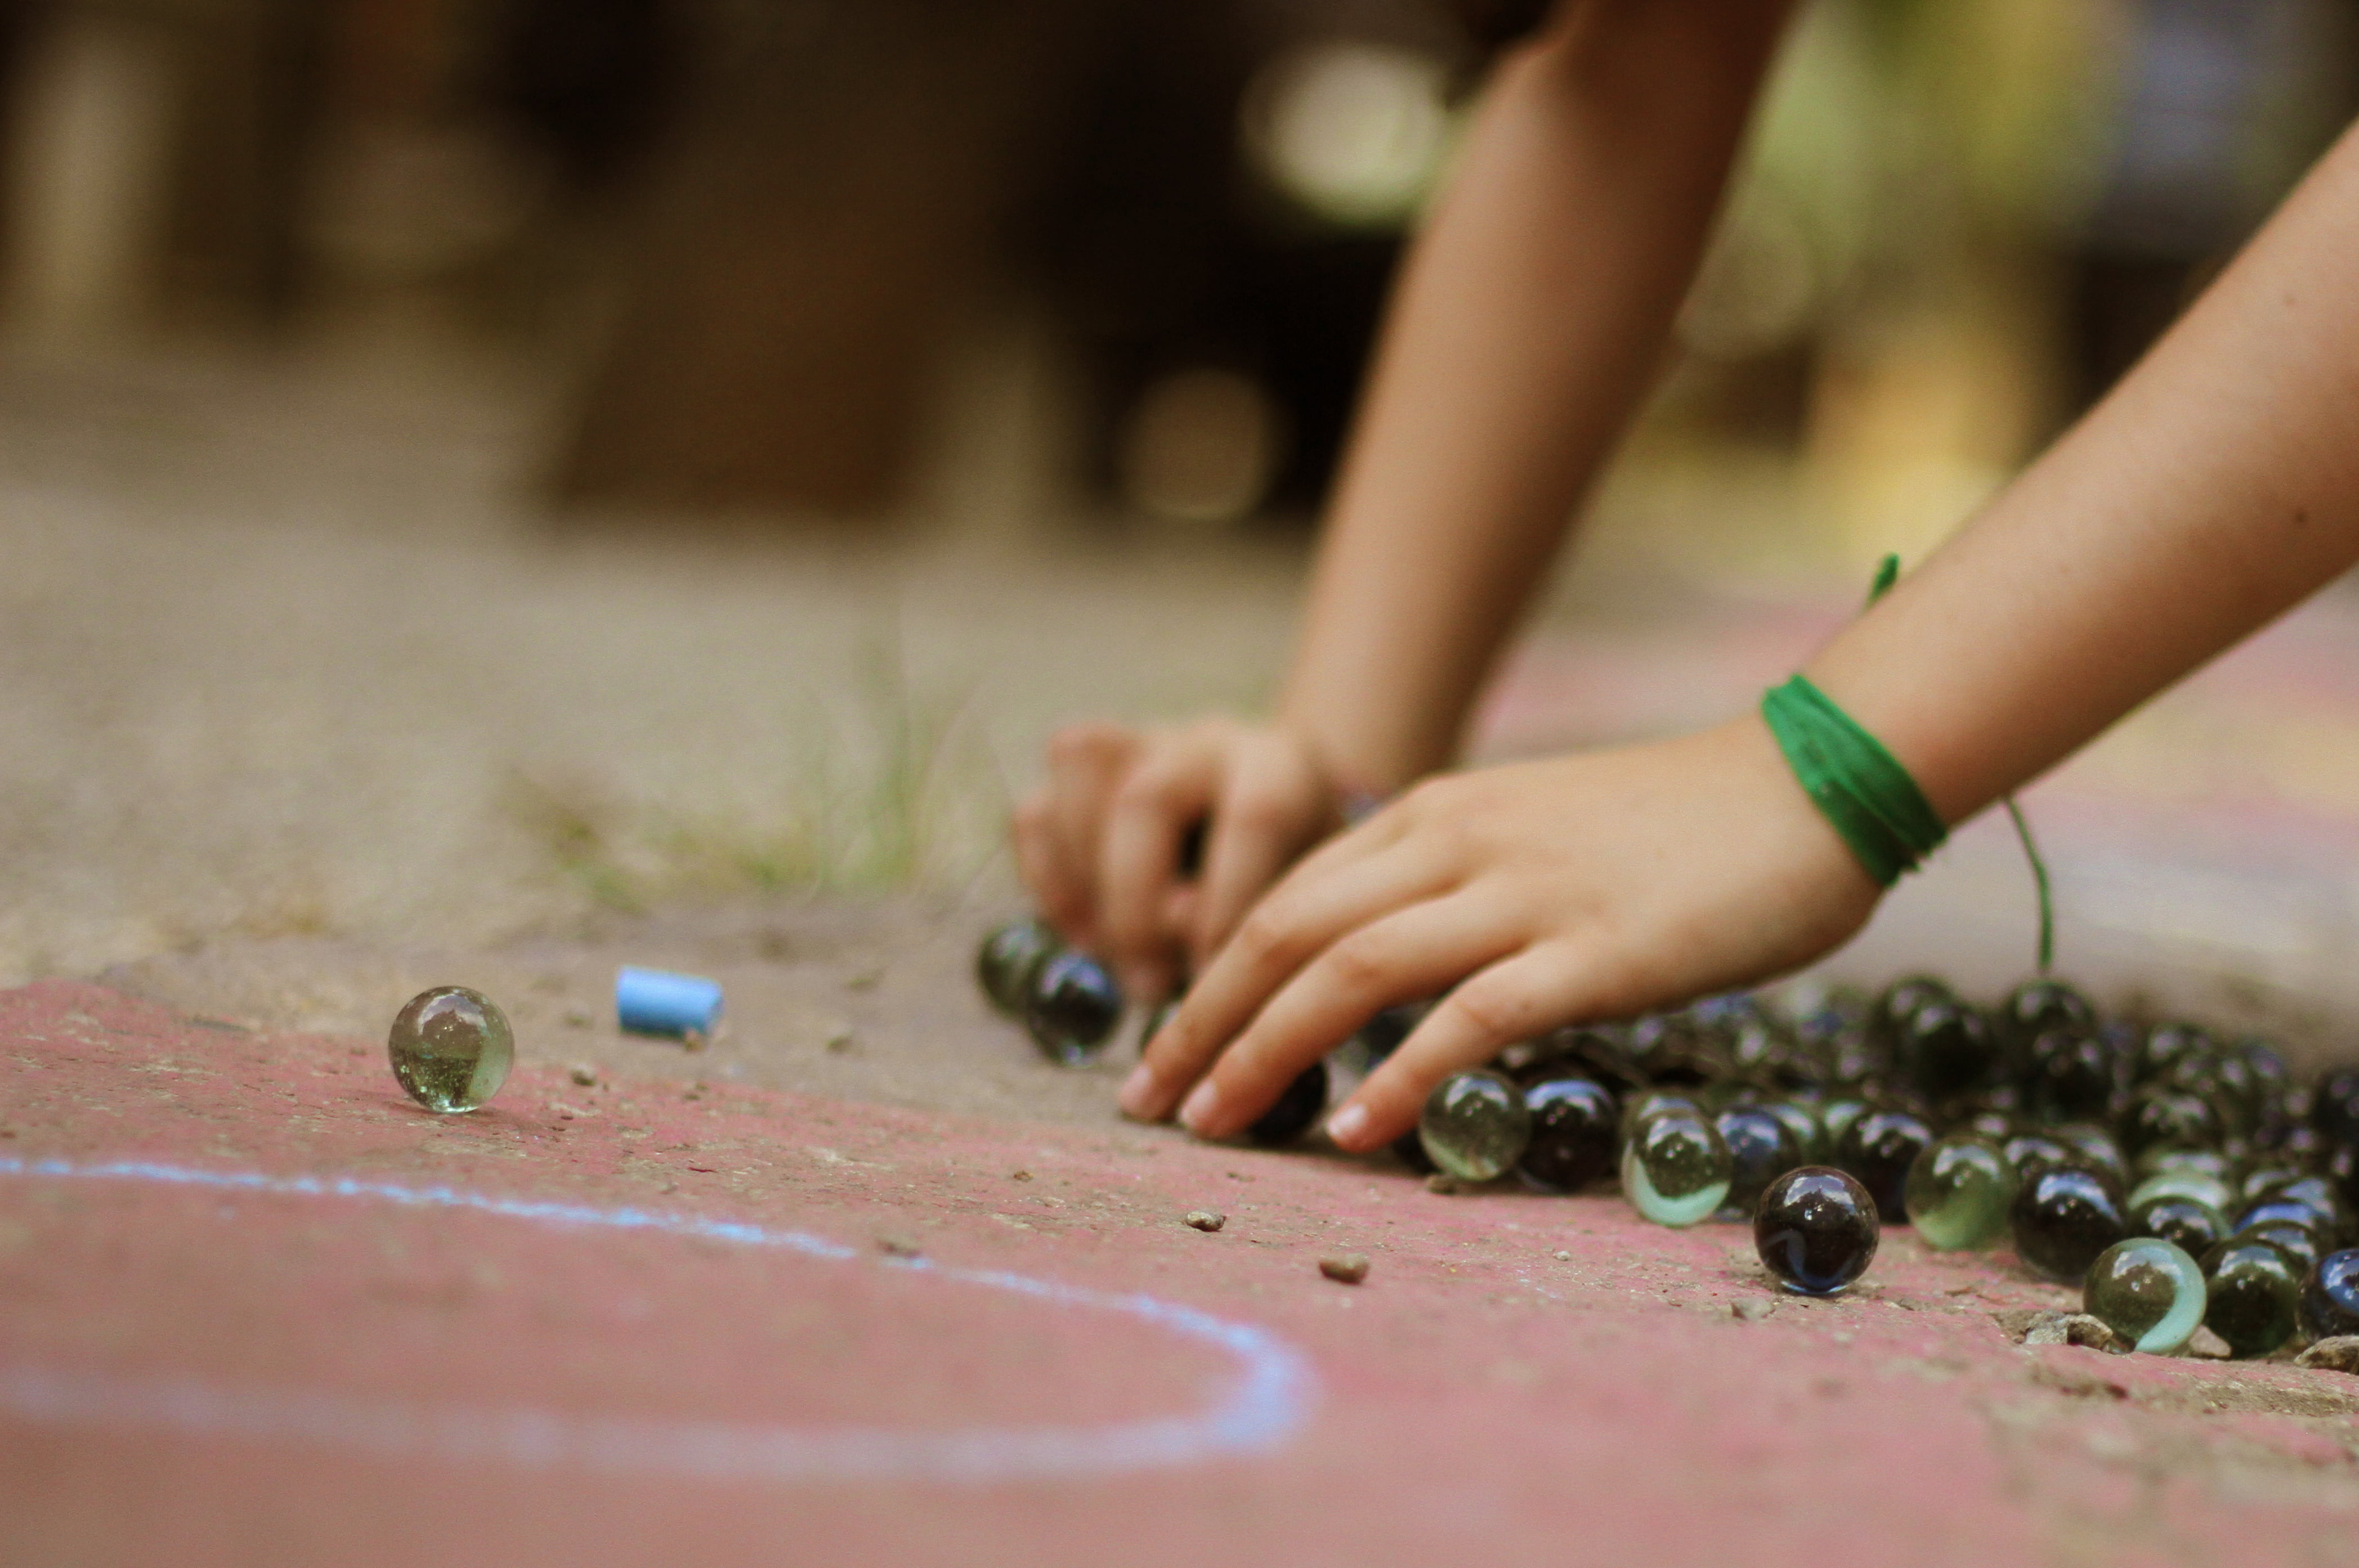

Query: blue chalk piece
[616,966,724,1038]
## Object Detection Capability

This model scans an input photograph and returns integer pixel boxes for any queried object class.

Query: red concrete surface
[7,979,2359,1567]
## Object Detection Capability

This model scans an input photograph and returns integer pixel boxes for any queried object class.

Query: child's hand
[1117,717,1882,1150]
[1012,717,1344,1004]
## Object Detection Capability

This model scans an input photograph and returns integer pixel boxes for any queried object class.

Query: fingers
[1171,891,1521,1140]
[1188,738,1338,975]
[1011,723,1137,947]
[1121,837,1456,1121]
[1096,731,1224,1002]
[1326,943,1599,1152]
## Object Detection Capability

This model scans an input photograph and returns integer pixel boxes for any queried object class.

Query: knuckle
[1232,903,1296,965]
[1321,930,1393,994]
[1444,976,1533,1042]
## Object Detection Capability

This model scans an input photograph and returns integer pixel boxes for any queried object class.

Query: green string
[1864,553,2056,973]
[1760,675,1946,887]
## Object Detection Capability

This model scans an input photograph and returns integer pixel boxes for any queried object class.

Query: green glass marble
[1419,1069,1532,1182]
[2082,1237,2206,1354]
[2199,1237,2302,1359]
[1618,1087,1704,1143]
[1903,1134,2017,1250]
[1620,1111,1731,1227]
[2128,1169,2236,1217]
[388,985,513,1114]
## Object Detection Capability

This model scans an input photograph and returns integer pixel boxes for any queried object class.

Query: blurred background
[5,0,2359,1024]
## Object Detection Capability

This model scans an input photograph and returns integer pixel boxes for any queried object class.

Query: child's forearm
[1278,0,1795,794]
[1814,120,2359,822]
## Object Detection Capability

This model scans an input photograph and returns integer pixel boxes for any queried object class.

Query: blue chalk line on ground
[0,1155,1317,1482]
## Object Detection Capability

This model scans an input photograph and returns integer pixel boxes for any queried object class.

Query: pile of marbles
[974,916,2359,1359]
[1409,974,2359,1355]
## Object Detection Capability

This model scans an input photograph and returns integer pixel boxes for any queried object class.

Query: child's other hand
[1012,717,1342,1004]
[1118,717,1881,1149]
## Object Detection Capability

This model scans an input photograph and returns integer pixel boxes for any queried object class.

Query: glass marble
[2123,1160,2227,1226]
[1420,1069,1532,1182]
[1715,1104,1803,1220]
[2121,1086,2224,1157]
[1818,1097,1872,1154]
[1247,1060,1328,1146]
[1872,975,1958,1042]
[2235,1195,2342,1248]
[2002,1131,2082,1183]
[1347,1001,1427,1070]
[2130,1146,2236,1189]
[1904,1134,2017,1251]
[1620,1111,1731,1227]
[2200,1237,2303,1358]
[2254,1175,2352,1243]
[2053,1123,2131,1190]
[1624,1014,1729,1087]
[2025,1028,2122,1125]
[2237,1161,2306,1204]
[1758,1098,1827,1166]
[2165,1050,2259,1136]
[1892,997,1999,1104]
[2135,1022,2219,1084]
[1995,978,2097,1050]
[2312,1067,2359,1145]
[2127,1194,2228,1258]
[1619,1087,1705,1143]
[2299,1247,2359,1341]
[977,918,1060,1016]
[2082,1237,2207,1354]
[2240,1219,2326,1278]
[387,985,513,1114]
[1754,1166,1881,1296]
[1836,1109,1933,1224]
[1024,951,1125,1066]
[2011,1165,2129,1284]
[1518,1076,1619,1193]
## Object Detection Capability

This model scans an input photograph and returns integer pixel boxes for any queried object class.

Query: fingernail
[1325,1103,1370,1149]
[1179,1078,1224,1137]
[1118,1064,1159,1119]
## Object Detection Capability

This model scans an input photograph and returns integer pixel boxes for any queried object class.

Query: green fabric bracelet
[1759,674,1947,888]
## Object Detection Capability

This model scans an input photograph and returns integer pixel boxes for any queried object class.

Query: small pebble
[878,1234,922,1258]
[1184,1210,1226,1233]
[1553,1249,1572,1262]
[1424,1173,1461,1195]
[1319,1253,1371,1285]
[1010,1170,1033,1182]
[2022,1312,2129,1353]
[569,1064,598,1087]
[2182,1324,2233,1360]
[2295,1336,2359,1374]
[1732,1299,1776,1322]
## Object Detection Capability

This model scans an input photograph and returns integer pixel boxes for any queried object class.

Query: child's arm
[1122,117,2359,1149]
[1016,0,1797,1005]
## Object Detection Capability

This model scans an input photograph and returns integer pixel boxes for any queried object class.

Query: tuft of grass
[505,631,1007,907]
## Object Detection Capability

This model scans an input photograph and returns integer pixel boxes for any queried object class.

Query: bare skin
[1012,0,1797,1005]
[1127,117,2359,1151]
